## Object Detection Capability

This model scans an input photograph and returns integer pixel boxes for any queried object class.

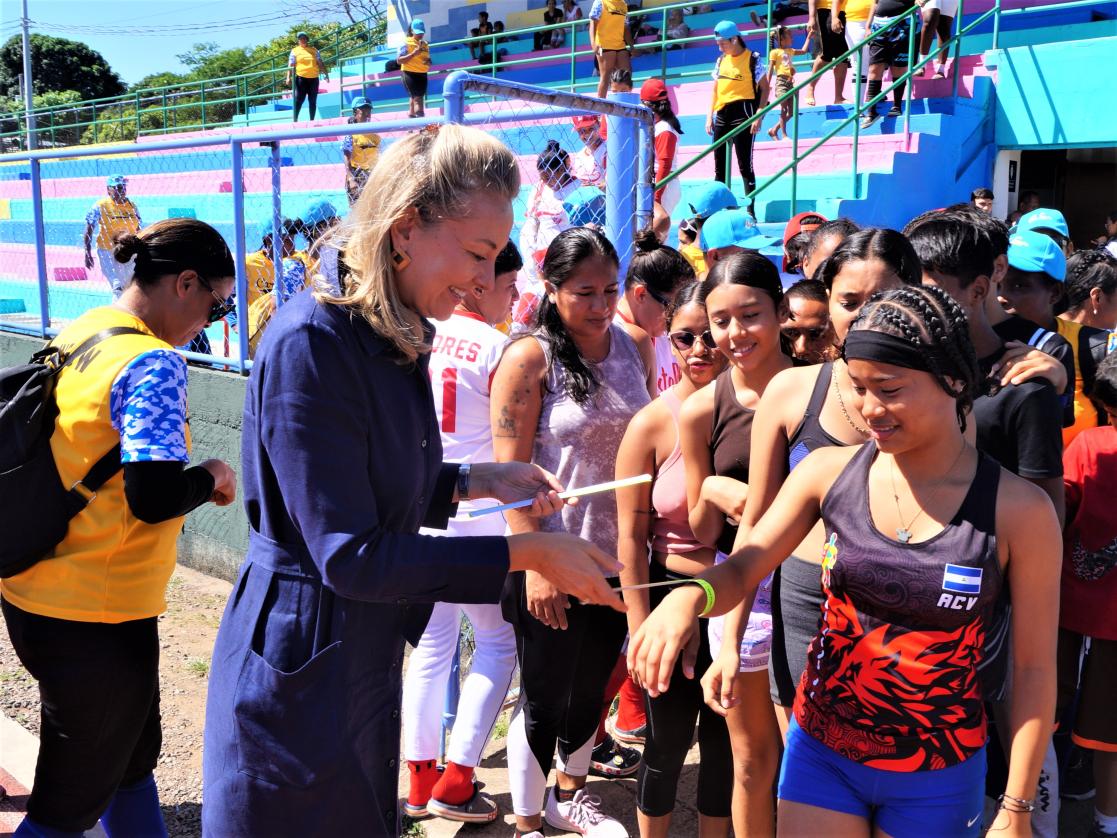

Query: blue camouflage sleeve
[109,349,190,463]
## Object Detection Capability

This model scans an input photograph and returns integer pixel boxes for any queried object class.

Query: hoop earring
[392,248,411,270]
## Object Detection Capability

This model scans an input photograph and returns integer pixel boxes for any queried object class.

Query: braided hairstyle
[848,284,982,431]
[1065,249,1117,312]
[533,226,619,405]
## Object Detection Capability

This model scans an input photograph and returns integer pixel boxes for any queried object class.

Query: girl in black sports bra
[631,284,1060,838]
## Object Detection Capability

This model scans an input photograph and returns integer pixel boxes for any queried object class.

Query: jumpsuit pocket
[233,639,346,787]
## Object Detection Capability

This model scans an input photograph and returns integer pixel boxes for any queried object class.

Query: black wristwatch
[457,463,471,501]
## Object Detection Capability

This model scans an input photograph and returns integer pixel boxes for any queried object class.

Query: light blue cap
[686,181,738,221]
[106,174,126,187]
[303,200,338,227]
[700,209,776,252]
[1008,229,1067,282]
[714,20,740,40]
[410,18,425,34]
[564,187,607,229]
[1015,207,1069,239]
[351,97,371,110]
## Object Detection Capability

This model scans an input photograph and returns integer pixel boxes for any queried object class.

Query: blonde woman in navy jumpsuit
[201,124,624,837]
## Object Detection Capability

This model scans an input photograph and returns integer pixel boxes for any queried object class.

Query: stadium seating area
[0,0,1113,348]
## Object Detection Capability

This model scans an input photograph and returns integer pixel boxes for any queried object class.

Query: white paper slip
[466,473,652,518]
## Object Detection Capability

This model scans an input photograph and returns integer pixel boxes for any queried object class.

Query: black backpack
[0,326,143,577]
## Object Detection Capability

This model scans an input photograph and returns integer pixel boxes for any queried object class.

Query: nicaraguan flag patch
[942,564,982,595]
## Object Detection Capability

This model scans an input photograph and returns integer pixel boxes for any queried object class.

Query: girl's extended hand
[472,461,576,518]
[627,585,703,696]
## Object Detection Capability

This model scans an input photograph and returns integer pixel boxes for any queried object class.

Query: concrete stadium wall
[0,331,248,582]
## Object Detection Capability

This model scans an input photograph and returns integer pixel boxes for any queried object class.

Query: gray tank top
[532,323,651,561]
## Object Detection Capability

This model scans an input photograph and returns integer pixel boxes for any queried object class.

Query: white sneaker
[543,787,628,837]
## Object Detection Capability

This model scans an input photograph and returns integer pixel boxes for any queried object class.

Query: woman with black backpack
[1,218,237,838]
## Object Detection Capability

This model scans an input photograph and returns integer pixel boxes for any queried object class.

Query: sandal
[768,126,781,140]
[426,783,499,824]
[806,94,817,107]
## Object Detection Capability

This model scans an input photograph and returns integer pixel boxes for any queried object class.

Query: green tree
[0,89,84,147]
[0,34,124,101]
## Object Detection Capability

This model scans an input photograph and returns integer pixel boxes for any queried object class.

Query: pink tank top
[650,388,704,555]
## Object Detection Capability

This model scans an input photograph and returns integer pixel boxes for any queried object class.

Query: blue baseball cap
[296,31,309,39]
[564,187,606,229]
[410,18,425,34]
[700,209,776,252]
[351,97,371,110]
[1015,207,1069,239]
[303,200,338,227]
[1008,230,1067,282]
[687,181,738,221]
[106,174,126,187]
[714,20,741,40]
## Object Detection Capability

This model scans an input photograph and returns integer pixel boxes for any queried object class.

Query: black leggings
[712,99,757,196]
[293,75,319,121]
[2,597,161,832]
[504,572,628,777]
[637,562,733,818]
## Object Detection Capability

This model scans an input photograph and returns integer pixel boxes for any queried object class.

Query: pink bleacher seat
[53,267,88,282]
[218,181,233,193]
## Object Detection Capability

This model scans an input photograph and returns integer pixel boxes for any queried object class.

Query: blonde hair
[318,123,520,363]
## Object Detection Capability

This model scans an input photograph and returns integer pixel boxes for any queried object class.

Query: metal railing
[656,0,1105,213]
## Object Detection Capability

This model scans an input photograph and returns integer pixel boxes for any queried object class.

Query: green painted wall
[0,331,248,582]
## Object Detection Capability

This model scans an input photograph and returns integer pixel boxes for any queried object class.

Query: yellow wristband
[689,578,716,617]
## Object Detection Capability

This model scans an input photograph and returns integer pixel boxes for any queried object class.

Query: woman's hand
[992,341,1068,391]
[988,807,1031,837]
[701,647,744,716]
[200,459,237,506]
[831,14,843,33]
[705,115,714,136]
[471,461,575,518]
[627,585,704,697]
[508,532,624,617]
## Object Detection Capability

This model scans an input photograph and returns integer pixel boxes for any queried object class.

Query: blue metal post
[439,639,462,762]
[269,142,284,308]
[28,158,49,335]
[636,118,654,235]
[606,90,639,280]
[230,140,249,374]
[442,70,467,124]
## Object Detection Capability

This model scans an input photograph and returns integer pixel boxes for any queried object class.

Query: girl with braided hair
[1063,249,1117,333]
[630,283,1060,838]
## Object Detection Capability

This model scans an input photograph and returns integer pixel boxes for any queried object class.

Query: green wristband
[689,578,716,618]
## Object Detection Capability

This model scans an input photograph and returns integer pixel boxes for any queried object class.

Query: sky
[0,0,351,85]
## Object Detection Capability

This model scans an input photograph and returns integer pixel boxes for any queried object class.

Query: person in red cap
[641,78,685,242]
[781,211,827,273]
[571,115,608,189]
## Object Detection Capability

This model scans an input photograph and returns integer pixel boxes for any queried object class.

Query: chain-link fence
[0,72,653,374]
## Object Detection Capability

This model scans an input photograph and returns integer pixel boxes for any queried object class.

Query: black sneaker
[1062,746,1096,800]
[588,734,641,778]
[860,110,879,129]
[886,105,902,118]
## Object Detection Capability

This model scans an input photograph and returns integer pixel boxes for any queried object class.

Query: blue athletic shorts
[778,718,987,838]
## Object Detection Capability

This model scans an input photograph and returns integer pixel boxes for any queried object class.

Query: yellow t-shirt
[844,0,873,21]
[769,48,795,78]
[1057,318,1103,447]
[289,45,322,79]
[712,49,757,113]
[346,132,381,171]
[245,249,276,305]
[816,0,832,10]
[680,242,708,277]
[89,197,141,250]
[399,36,431,73]
[594,0,629,50]
[1,307,189,623]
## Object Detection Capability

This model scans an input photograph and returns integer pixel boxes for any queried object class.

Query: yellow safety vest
[595,0,629,50]
[2,307,189,623]
[91,198,141,250]
[1057,318,1102,446]
[348,133,381,171]
[713,49,758,113]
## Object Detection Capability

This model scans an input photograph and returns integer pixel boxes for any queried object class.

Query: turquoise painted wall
[993,36,1117,149]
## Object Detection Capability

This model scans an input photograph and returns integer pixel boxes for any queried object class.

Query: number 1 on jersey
[440,367,458,433]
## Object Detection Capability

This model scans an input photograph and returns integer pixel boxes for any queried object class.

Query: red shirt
[1061,425,1117,640]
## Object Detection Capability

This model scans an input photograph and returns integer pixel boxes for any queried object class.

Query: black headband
[842,330,931,373]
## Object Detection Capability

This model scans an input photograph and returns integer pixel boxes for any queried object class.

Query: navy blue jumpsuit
[202,291,510,836]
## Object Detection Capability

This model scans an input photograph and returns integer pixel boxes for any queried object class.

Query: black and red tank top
[793,442,1003,771]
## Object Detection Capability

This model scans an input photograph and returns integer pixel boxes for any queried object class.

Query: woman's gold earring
[392,249,412,270]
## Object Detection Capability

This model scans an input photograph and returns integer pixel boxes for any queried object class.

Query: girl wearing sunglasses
[674,251,792,837]
[616,281,731,836]
[615,229,697,396]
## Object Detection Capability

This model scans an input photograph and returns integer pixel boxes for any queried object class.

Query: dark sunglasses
[645,285,672,308]
[782,325,828,342]
[197,275,236,324]
[669,329,717,352]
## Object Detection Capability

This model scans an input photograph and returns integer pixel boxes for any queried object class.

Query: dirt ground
[0,565,1096,837]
